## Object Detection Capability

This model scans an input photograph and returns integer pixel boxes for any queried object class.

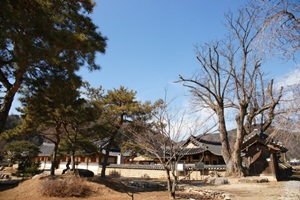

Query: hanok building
[35,142,101,172]
[176,131,290,180]
[241,129,289,180]
[35,141,131,174]
[181,135,225,166]
[35,142,55,170]
[175,135,226,179]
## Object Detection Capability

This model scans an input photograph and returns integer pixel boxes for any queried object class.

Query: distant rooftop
[38,143,55,156]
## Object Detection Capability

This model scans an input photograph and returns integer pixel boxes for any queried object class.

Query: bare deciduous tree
[247,0,300,159]
[126,98,214,199]
[250,0,300,59]
[271,83,300,157]
[178,8,283,176]
[178,41,232,173]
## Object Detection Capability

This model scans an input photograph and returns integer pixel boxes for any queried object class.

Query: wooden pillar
[270,152,279,181]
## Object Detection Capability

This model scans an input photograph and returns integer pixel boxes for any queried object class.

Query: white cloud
[276,65,300,89]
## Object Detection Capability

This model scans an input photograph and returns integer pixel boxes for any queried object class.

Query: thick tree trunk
[231,123,244,176]
[49,127,62,176]
[101,135,115,178]
[100,146,110,178]
[225,110,246,177]
[0,94,14,133]
[51,143,59,176]
[226,152,243,176]
[0,69,24,133]
[71,151,76,170]
[217,110,231,165]
[218,108,244,176]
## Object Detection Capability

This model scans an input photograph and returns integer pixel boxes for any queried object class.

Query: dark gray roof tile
[38,143,55,156]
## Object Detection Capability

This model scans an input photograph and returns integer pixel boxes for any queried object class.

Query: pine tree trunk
[50,143,59,176]
[100,147,110,178]
[0,94,14,133]
[101,135,115,178]
[0,71,23,133]
[71,151,75,170]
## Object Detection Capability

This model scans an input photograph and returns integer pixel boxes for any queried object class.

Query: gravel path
[183,178,300,200]
[279,181,300,200]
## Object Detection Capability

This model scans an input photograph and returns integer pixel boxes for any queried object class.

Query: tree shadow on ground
[89,177,137,193]
[0,180,22,192]
[281,169,300,181]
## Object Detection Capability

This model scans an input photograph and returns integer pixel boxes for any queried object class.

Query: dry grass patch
[40,175,92,197]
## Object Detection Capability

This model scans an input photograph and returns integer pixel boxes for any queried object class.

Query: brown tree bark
[0,95,14,132]
[50,142,59,176]
[100,134,115,178]
[0,71,23,132]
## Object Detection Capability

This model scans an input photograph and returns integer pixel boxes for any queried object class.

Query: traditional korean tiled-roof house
[131,155,157,165]
[175,131,290,180]
[34,141,131,174]
[35,142,55,170]
[181,135,225,166]
[95,138,132,165]
[241,129,289,180]
[34,130,290,180]
[172,135,226,179]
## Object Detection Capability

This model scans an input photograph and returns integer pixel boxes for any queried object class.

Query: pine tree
[0,0,107,132]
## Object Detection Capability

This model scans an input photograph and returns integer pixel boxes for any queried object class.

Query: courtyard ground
[0,170,300,200]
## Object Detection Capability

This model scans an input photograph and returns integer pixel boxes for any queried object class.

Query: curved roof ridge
[197,138,222,146]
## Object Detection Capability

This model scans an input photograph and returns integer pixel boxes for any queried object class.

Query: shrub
[75,169,94,177]
[109,169,121,177]
[16,161,41,178]
[142,173,150,179]
[40,175,92,197]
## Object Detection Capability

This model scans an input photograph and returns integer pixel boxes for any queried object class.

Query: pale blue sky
[80,0,298,103]
[82,0,247,102]
[10,0,299,114]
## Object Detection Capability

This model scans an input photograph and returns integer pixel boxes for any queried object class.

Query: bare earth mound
[0,176,170,200]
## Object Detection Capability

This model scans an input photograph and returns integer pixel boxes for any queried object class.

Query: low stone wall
[99,164,226,180]
[101,164,167,179]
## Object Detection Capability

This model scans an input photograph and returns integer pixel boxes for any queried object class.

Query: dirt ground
[198,178,300,200]
[0,173,300,200]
